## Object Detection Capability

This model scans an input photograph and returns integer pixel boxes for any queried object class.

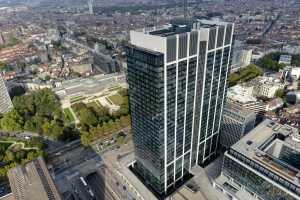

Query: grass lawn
[108,94,123,105]
[87,101,102,108]
[64,108,75,123]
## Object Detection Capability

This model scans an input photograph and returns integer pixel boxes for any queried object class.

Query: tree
[10,89,69,140]
[79,108,98,127]
[292,54,300,66]
[120,116,131,128]
[44,75,51,81]
[80,132,90,146]
[32,88,60,117]
[58,126,79,142]
[0,110,24,131]
[42,121,64,139]
[49,121,64,139]
[15,150,26,163]
[275,89,285,98]
[42,121,51,136]
[13,95,35,119]
[228,64,263,87]
[4,150,15,162]
[256,52,286,71]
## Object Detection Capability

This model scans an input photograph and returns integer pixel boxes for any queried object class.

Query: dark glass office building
[126,19,234,195]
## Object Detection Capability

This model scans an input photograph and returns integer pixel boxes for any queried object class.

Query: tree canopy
[256,52,285,71]
[0,89,78,141]
[228,64,263,87]
[76,89,131,145]
[256,52,300,71]
[0,141,44,182]
[275,89,285,98]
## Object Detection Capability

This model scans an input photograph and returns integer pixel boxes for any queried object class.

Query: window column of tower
[206,49,223,158]
[173,33,189,183]
[198,51,214,163]
[186,57,198,167]
[186,31,199,169]
[215,24,234,155]
[192,40,207,166]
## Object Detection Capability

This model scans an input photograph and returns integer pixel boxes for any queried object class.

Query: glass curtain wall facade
[127,20,234,195]
[223,150,299,200]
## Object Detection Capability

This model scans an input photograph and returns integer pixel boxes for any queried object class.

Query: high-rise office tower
[0,74,13,114]
[126,19,234,196]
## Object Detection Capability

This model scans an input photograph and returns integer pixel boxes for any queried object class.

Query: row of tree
[77,89,130,145]
[80,115,131,146]
[228,64,263,87]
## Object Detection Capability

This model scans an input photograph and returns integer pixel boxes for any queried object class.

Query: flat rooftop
[136,19,230,37]
[227,85,257,103]
[7,157,61,200]
[231,119,300,187]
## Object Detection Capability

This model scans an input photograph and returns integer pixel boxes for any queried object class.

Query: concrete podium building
[126,19,234,196]
[7,157,61,200]
[215,119,300,200]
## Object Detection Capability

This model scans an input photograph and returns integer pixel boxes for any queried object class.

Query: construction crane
[88,0,94,15]
[183,0,188,20]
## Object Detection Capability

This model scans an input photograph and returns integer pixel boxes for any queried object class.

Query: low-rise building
[231,49,252,72]
[54,73,127,104]
[291,68,300,80]
[251,77,285,99]
[279,54,292,66]
[227,85,267,121]
[266,98,284,111]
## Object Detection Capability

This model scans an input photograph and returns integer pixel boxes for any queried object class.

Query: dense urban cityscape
[0,0,300,199]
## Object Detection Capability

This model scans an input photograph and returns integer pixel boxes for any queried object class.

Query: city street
[47,140,118,200]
